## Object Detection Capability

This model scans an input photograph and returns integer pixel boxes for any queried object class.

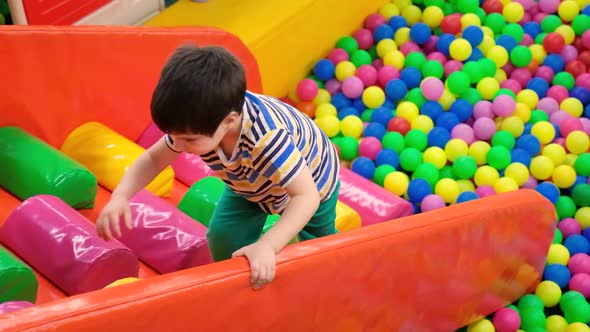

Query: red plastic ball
[566,60,587,77]
[387,117,411,135]
[573,36,586,53]
[482,0,503,14]
[543,32,565,54]
[579,50,590,67]
[440,14,462,35]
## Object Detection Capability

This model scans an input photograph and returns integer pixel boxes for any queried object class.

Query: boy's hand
[232,241,276,289]
[96,196,133,241]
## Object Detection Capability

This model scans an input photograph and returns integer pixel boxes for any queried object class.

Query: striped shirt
[199,91,339,214]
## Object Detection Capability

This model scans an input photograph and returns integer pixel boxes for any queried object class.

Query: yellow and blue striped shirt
[200,91,340,214]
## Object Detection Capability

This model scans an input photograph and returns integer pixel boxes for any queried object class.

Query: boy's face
[167,112,241,155]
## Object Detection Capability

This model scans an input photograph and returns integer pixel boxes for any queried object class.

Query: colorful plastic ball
[575,153,590,176]
[423,146,447,169]
[422,6,444,28]
[341,76,364,99]
[351,157,376,179]
[472,117,497,140]
[559,218,582,239]
[435,178,461,203]
[388,117,411,135]
[503,2,525,23]
[375,149,399,168]
[475,165,501,186]
[358,137,382,160]
[313,59,336,81]
[544,264,572,288]
[548,243,572,265]
[487,146,512,170]
[492,95,517,117]
[384,171,410,196]
[296,79,319,101]
[516,134,542,157]
[566,131,590,155]
[558,0,580,22]
[445,138,469,162]
[421,77,444,101]
[569,254,590,275]
[452,155,478,180]
[335,61,357,81]
[470,141,492,165]
[546,315,568,332]
[447,71,471,95]
[544,32,566,54]
[475,185,496,197]
[373,165,396,186]
[409,23,431,44]
[565,234,590,256]
[573,183,590,207]
[399,147,423,172]
[362,86,385,109]
[340,115,364,138]
[531,121,556,145]
[407,178,432,203]
[494,177,519,193]
[385,79,408,102]
[493,308,521,332]
[327,48,350,65]
[505,162,530,186]
[510,45,533,68]
[467,319,495,332]
[536,181,560,203]
[450,38,472,61]
[530,155,556,180]
[535,280,563,307]
[421,194,446,212]
[337,136,360,161]
[539,0,560,14]
[105,277,141,288]
[556,195,577,219]
[492,130,516,150]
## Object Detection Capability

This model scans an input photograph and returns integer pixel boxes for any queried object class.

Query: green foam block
[0,127,97,209]
[0,245,37,303]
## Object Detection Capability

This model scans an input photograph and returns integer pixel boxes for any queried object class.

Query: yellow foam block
[61,122,174,197]
[143,0,389,97]
[335,201,361,232]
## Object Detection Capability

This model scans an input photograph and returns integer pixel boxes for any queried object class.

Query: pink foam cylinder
[137,123,215,187]
[0,195,139,295]
[338,167,413,226]
[118,190,212,274]
[0,301,33,315]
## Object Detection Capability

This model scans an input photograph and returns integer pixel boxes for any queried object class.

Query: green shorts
[206,181,340,261]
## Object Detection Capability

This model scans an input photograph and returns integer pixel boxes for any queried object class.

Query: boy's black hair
[150,44,246,136]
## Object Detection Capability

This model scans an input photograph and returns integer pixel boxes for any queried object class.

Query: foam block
[0,245,37,303]
[177,177,226,227]
[0,301,33,315]
[0,195,139,295]
[61,122,174,197]
[136,123,215,187]
[116,190,212,274]
[0,126,97,208]
[338,167,413,226]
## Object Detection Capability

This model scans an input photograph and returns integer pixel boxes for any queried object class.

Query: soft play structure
[0,25,556,331]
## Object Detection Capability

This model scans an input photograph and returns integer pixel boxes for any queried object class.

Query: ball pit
[290,0,590,329]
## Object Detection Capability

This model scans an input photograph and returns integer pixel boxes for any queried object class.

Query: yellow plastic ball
[379,3,400,19]
[530,44,547,64]
[558,0,580,22]
[500,116,525,137]
[377,39,398,58]
[395,27,411,46]
[461,13,481,29]
[556,25,576,44]
[479,36,496,55]
[561,97,584,117]
[531,121,556,145]
[535,280,563,307]
[503,2,525,23]
[315,103,337,118]
[548,243,571,265]
[423,146,447,169]
[445,138,469,162]
[474,165,500,187]
[105,277,141,288]
[411,115,434,133]
[487,45,509,67]
[530,155,556,180]
[401,5,422,26]
[495,68,508,84]
[340,115,364,138]
[481,26,494,38]
[543,143,567,165]
[362,86,385,109]
[422,6,444,28]
[494,177,519,193]
[397,101,419,121]
[477,77,501,100]
[553,165,577,188]
[313,89,331,105]
[516,89,539,109]
[566,131,590,155]
[547,315,569,332]
[393,0,412,10]
[335,61,356,81]
[314,115,341,137]
[505,162,530,186]
[575,0,590,11]
[469,141,492,165]
[514,102,532,122]
[576,207,590,229]
[435,178,461,203]
[564,153,578,167]
[383,50,405,70]
[438,89,456,110]
[450,38,472,61]
[566,322,590,332]
[467,319,495,332]
[457,179,476,192]
[384,171,410,196]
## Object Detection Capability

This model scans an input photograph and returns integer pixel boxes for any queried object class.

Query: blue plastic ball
[410,23,432,44]
[516,134,541,157]
[449,99,473,122]
[400,67,422,89]
[496,35,518,53]
[313,59,335,81]
[436,33,456,56]
[527,78,549,98]
[564,234,590,255]
[456,191,480,203]
[352,97,367,112]
[388,16,408,32]
[543,264,571,289]
[351,157,376,179]
[536,182,560,204]
[371,107,394,126]
[364,122,387,140]
[428,126,451,148]
[331,93,352,110]
[385,79,408,102]
[463,25,484,46]
[523,22,542,38]
[511,148,532,167]
[374,24,395,42]
[421,101,444,122]
[570,87,590,106]
[543,54,565,73]
[435,112,461,131]
[407,178,433,203]
[376,148,400,168]
[338,107,361,120]
[467,47,484,61]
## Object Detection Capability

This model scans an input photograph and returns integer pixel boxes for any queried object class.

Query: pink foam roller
[338,167,413,226]
[136,123,215,186]
[117,190,212,274]
[0,195,139,295]
[0,301,33,315]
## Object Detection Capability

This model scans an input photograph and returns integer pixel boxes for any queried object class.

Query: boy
[97,45,340,289]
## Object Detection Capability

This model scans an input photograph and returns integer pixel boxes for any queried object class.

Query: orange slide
[0,26,556,331]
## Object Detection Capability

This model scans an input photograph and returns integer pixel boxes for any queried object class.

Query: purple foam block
[0,195,139,295]
[117,190,212,274]
[136,123,215,186]
[338,167,413,226]
[0,301,33,315]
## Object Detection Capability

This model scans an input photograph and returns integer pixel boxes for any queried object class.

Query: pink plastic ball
[451,123,476,144]
[569,254,590,275]
[521,34,534,46]
[475,185,496,197]
[426,51,447,63]
[296,79,319,101]
[522,175,539,189]
[421,77,445,100]
[327,48,349,64]
[493,308,521,332]
[570,273,590,298]
[358,137,382,160]
[561,45,579,63]
[500,79,523,94]
[537,97,559,115]
[576,73,590,90]
[534,12,548,24]
[554,137,567,148]
[364,14,386,32]
[421,194,447,212]
[535,66,555,82]
[559,218,582,238]
[520,13,533,26]
[352,29,374,50]
[444,60,464,77]
[583,30,590,50]
[517,0,536,11]
[560,117,584,136]
[400,42,422,56]
[356,65,378,87]
[372,59,384,71]
[473,101,495,119]
[473,117,497,140]
[547,85,570,103]
[492,95,516,117]
[511,68,533,87]
[324,79,341,95]
[378,65,399,87]
[539,0,559,13]
[580,118,590,135]
[503,63,515,75]
[423,36,440,54]
[551,110,573,126]
[342,76,365,99]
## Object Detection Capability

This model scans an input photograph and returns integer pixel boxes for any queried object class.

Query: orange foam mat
[0,190,555,331]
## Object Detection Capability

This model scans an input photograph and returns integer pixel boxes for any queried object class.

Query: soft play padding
[338,167,414,226]
[136,123,215,187]
[116,190,212,274]
[0,301,33,315]
[335,201,362,232]
[0,246,37,303]
[177,177,226,227]
[0,195,139,295]
[61,122,175,197]
[0,126,97,209]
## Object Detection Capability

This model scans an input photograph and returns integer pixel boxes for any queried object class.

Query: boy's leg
[206,187,268,261]
[297,181,340,241]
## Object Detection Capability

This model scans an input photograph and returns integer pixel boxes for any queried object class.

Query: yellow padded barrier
[61,122,174,197]
[143,0,389,97]
[335,201,362,232]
